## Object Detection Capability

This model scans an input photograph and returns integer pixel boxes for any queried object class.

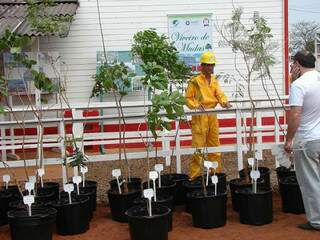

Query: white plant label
[204,161,213,169]
[25,182,35,195]
[212,161,219,170]
[80,166,88,174]
[3,175,10,189]
[248,158,254,166]
[64,183,74,204]
[29,175,36,183]
[211,175,218,184]
[154,164,163,188]
[112,169,121,178]
[149,171,158,181]
[143,188,154,217]
[73,176,82,195]
[23,195,35,217]
[250,170,261,181]
[37,168,45,177]
[211,175,218,196]
[154,164,164,172]
[162,150,170,157]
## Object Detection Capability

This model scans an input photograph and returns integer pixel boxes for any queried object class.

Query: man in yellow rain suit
[185,51,232,179]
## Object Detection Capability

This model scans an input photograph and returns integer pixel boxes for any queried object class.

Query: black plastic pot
[108,189,142,222]
[183,177,225,213]
[110,177,141,192]
[133,194,174,231]
[194,173,227,193]
[237,188,273,225]
[37,182,60,200]
[126,204,171,240]
[279,176,304,214]
[50,195,90,235]
[80,180,97,211]
[22,190,56,204]
[276,167,296,184]
[0,191,12,225]
[8,206,57,240]
[239,167,271,190]
[161,173,189,205]
[9,200,44,211]
[142,178,176,203]
[229,178,264,212]
[189,191,227,229]
[2,185,22,202]
[60,188,95,220]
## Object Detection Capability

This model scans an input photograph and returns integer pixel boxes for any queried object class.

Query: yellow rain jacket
[185,73,228,179]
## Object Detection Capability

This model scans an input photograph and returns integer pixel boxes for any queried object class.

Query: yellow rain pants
[185,73,229,179]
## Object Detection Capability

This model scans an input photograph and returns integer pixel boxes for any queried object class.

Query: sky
[289,0,320,26]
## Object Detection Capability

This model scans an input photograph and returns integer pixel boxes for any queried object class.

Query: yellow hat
[200,51,217,64]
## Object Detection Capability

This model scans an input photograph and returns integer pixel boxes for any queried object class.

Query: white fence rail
[0,96,289,177]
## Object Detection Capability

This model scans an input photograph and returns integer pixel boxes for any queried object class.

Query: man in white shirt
[285,50,320,231]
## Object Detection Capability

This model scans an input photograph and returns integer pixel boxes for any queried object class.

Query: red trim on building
[284,0,289,95]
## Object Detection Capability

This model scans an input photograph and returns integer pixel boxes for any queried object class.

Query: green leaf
[10,47,22,54]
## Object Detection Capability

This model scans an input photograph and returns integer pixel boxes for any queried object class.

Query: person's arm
[213,78,232,108]
[284,82,304,153]
[284,106,302,153]
[185,79,201,109]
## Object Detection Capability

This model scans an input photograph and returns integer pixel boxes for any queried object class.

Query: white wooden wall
[39,0,285,108]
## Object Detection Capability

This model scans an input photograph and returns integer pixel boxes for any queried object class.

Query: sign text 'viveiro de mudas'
[168,14,213,67]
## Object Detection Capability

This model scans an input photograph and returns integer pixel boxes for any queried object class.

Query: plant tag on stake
[212,161,219,173]
[154,164,163,188]
[72,176,82,195]
[250,170,260,193]
[80,166,88,187]
[3,175,10,190]
[23,195,34,217]
[211,175,219,196]
[112,169,122,194]
[204,161,212,186]
[143,188,154,217]
[25,181,35,195]
[29,175,36,183]
[248,158,254,167]
[37,168,45,188]
[149,171,158,202]
[64,184,74,204]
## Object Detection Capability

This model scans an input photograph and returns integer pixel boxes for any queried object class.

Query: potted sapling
[126,188,171,240]
[187,149,227,228]
[131,29,190,206]
[216,7,275,224]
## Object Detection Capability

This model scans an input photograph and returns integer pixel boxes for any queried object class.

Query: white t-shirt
[289,70,320,142]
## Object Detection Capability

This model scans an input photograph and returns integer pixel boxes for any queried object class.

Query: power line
[289,8,320,14]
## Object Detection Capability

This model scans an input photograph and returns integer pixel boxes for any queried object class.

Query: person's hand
[222,102,232,109]
[284,140,293,154]
[290,63,301,81]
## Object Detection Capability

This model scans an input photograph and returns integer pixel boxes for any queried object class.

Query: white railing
[0,96,289,179]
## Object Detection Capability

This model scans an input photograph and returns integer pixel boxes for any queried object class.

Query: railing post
[176,120,181,173]
[72,109,84,176]
[59,120,67,184]
[236,109,243,170]
[256,103,263,160]
[274,106,280,168]
[0,114,6,161]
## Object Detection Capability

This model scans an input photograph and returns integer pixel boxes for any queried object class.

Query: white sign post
[143,188,154,217]
[2,175,10,190]
[72,176,82,195]
[211,175,218,196]
[250,170,260,194]
[64,183,74,204]
[23,195,35,217]
[112,169,122,194]
[154,164,164,188]
[37,168,45,188]
[25,181,35,195]
[204,161,212,186]
[29,175,36,184]
[149,171,158,202]
[80,166,88,187]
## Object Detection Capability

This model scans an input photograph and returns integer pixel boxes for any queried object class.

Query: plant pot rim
[51,195,89,207]
[279,176,298,185]
[189,190,227,199]
[236,188,272,195]
[107,188,141,195]
[8,207,57,220]
[125,204,171,219]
